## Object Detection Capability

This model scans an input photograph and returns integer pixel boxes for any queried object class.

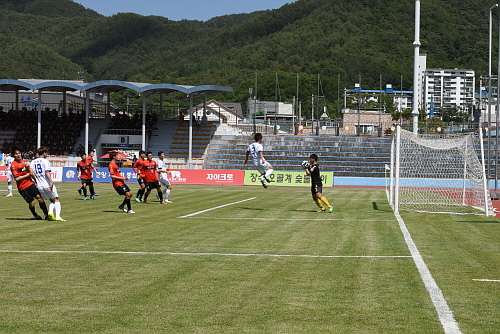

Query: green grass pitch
[0,183,499,333]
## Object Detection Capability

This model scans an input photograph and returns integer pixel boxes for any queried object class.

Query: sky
[72,0,292,22]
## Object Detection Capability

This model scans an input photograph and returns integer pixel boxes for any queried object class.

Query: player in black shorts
[304,153,333,212]
[133,150,147,202]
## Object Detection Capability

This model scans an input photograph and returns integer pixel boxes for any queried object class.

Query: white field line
[0,249,411,259]
[327,198,387,201]
[187,217,391,222]
[177,197,257,218]
[472,279,500,282]
[394,210,462,334]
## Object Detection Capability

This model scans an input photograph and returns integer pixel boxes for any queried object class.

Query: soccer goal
[388,126,493,216]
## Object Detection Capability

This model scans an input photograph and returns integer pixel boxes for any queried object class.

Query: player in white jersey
[157,151,173,203]
[4,153,14,196]
[243,132,274,188]
[30,147,65,221]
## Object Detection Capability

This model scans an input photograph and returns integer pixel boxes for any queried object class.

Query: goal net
[388,126,493,216]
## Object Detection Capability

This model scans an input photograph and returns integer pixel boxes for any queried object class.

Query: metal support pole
[202,93,207,125]
[480,128,490,216]
[495,8,500,194]
[85,91,89,154]
[142,94,146,151]
[274,73,278,135]
[37,90,42,149]
[487,4,498,183]
[394,126,402,213]
[253,74,257,134]
[188,94,193,165]
[412,0,421,134]
[311,94,314,135]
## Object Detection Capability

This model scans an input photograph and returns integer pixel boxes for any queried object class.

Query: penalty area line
[394,210,462,334]
[0,249,411,259]
[188,217,392,222]
[472,279,500,282]
[177,197,257,218]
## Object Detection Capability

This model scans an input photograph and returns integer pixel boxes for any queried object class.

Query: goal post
[388,126,493,216]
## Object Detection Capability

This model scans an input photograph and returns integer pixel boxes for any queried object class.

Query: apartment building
[423,68,475,112]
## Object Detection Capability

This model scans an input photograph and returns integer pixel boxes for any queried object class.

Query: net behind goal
[388,126,493,216]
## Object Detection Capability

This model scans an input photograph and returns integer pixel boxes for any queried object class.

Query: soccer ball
[301,160,310,169]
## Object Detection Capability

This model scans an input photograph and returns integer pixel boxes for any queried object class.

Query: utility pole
[412,0,421,134]
[253,73,257,134]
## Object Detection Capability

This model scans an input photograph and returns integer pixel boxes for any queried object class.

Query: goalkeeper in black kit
[303,153,334,212]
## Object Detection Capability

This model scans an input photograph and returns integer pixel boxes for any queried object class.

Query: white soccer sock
[165,189,171,199]
[265,169,274,178]
[55,202,61,219]
[49,202,55,215]
[7,184,12,194]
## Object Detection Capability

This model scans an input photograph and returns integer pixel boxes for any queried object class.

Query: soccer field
[0,183,499,333]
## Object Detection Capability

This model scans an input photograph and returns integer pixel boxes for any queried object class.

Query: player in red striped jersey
[132,150,146,202]
[78,150,98,196]
[141,151,166,204]
[76,153,97,200]
[10,148,49,220]
[108,151,134,213]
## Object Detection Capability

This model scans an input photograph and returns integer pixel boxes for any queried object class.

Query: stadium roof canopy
[0,79,233,95]
[0,79,233,160]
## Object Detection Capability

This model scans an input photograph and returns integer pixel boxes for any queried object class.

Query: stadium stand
[204,135,392,177]
[0,108,84,155]
[168,122,217,159]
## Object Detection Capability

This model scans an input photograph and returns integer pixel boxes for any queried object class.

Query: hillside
[0,0,495,115]
[0,0,101,17]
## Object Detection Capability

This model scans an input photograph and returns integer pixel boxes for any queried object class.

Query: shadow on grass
[238,207,264,210]
[291,209,318,212]
[372,202,393,212]
[102,210,121,213]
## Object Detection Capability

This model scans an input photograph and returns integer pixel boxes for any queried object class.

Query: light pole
[496,3,500,196]
[253,73,257,134]
[488,4,498,192]
[412,0,421,134]
[274,73,278,135]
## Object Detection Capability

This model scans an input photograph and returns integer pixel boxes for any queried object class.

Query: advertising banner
[50,167,64,182]
[244,170,334,187]
[168,170,244,185]
[0,165,5,182]
[62,167,136,183]
[61,168,245,186]
[0,164,61,183]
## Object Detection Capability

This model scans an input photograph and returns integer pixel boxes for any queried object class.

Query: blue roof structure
[0,79,233,95]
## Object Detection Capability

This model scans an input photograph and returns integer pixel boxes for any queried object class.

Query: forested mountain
[0,0,101,17]
[0,0,496,114]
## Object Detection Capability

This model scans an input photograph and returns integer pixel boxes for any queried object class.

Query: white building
[247,99,294,120]
[191,100,245,124]
[423,68,475,112]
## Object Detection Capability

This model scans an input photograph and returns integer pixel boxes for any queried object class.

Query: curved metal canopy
[0,79,233,95]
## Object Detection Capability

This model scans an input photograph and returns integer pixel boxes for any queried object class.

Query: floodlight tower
[412,0,421,134]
